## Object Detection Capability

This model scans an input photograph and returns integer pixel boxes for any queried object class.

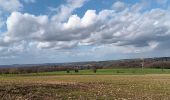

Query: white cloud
[2,8,170,51]
[37,41,78,49]
[64,15,81,29]
[81,10,97,27]
[112,1,126,11]
[0,41,26,58]
[22,0,36,3]
[4,12,49,43]
[52,0,87,22]
[0,0,23,12]
[64,10,97,29]
[1,0,170,59]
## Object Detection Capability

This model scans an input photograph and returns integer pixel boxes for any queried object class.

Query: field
[1,68,170,76]
[0,68,170,100]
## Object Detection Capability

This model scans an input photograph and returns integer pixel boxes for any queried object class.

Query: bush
[66,69,70,73]
[93,69,97,73]
[75,69,79,73]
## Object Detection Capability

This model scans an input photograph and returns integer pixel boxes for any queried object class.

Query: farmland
[0,68,170,99]
[1,68,170,76]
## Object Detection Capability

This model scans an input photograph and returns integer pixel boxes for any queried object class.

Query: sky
[0,0,170,65]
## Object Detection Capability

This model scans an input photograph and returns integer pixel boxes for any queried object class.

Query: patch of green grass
[26,68,170,76]
[1,68,170,77]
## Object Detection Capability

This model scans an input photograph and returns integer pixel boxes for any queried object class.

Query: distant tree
[93,69,97,73]
[66,69,70,73]
[75,69,79,73]
[92,66,97,73]
[9,68,18,74]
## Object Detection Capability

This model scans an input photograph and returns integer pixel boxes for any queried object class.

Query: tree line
[0,65,99,74]
[1,59,170,74]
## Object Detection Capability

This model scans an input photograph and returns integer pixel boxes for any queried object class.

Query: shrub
[75,69,79,73]
[66,69,70,73]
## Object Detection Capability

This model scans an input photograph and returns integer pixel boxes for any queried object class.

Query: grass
[1,68,170,99]
[1,68,170,77]
[29,68,170,75]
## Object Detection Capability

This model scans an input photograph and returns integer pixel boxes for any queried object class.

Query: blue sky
[0,0,170,65]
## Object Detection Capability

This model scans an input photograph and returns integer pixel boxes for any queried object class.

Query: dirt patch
[0,83,89,100]
[1,75,170,99]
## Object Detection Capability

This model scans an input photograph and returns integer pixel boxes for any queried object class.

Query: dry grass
[0,74,170,100]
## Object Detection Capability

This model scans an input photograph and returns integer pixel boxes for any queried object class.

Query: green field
[0,68,170,99]
[1,68,170,76]
[38,68,170,75]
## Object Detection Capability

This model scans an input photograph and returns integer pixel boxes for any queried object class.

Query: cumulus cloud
[4,12,49,42]
[2,9,99,49]
[0,41,26,58]
[1,0,170,59]
[80,8,170,49]
[52,0,87,22]
[0,0,23,12]
[112,1,126,11]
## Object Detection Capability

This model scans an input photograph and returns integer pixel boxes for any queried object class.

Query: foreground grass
[0,74,170,99]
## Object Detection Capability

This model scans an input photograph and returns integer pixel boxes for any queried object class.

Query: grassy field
[1,68,170,76]
[0,68,170,99]
[28,68,170,75]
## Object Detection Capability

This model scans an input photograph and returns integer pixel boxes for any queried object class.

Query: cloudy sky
[0,0,170,65]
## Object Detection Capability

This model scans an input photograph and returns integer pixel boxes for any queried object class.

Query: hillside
[1,57,170,68]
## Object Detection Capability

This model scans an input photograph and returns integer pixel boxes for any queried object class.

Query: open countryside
[1,0,170,99]
[0,68,170,99]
